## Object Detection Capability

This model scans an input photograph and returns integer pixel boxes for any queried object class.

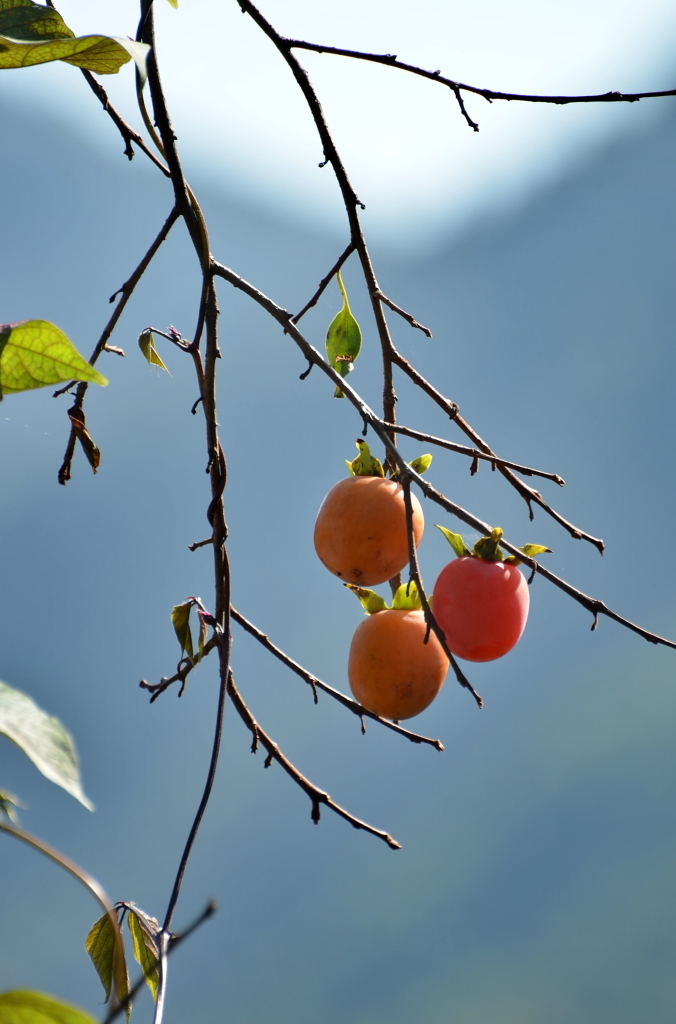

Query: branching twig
[231,606,444,749]
[227,672,401,849]
[57,206,180,485]
[385,422,565,484]
[375,291,433,337]
[80,69,171,175]
[389,346,604,551]
[285,37,676,130]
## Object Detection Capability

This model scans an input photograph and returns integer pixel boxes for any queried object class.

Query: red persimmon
[431,527,550,662]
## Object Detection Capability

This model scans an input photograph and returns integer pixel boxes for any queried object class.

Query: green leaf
[85,912,130,1018]
[0,0,150,76]
[391,581,422,611]
[505,543,552,565]
[0,990,97,1024]
[325,270,361,398]
[197,613,208,663]
[344,584,389,615]
[164,0,178,7]
[171,602,194,661]
[126,906,160,1002]
[138,330,170,374]
[0,681,93,811]
[435,525,470,558]
[0,788,22,822]
[0,321,107,400]
[408,454,432,475]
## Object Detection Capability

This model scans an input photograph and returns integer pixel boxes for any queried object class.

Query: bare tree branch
[227,672,402,849]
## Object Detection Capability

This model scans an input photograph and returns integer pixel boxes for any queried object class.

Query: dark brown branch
[57,206,180,485]
[292,242,356,323]
[389,346,604,552]
[210,258,676,653]
[140,637,219,702]
[401,475,483,707]
[375,291,433,337]
[227,672,401,849]
[231,606,444,749]
[385,422,565,484]
[237,1,399,464]
[285,38,676,130]
[80,69,171,175]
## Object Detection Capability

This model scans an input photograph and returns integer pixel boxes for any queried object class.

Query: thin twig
[385,422,565,483]
[389,346,604,551]
[57,206,180,485]
[292,242,356,323]
[0,820,126,1017]
[400,475,483,708]
[375,291,433,337]
[285,38,676,131]
[80,69,171,175]
[231,606,444,749]
[227,672,401,849]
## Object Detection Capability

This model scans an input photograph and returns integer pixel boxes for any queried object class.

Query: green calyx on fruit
[326,270,362,399]
[345,439,433,480]
[345,580,423,614]
[436,524,552,564]
[346,439,385,477]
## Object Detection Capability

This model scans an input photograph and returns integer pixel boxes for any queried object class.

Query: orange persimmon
[314,441,427,587]
[347,583,448,720]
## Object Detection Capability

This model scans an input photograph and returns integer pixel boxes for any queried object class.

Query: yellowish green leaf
[85,912,130,1018]
[126,906,160,1002]
[0,990,97,1024]
[0,321,107,399]
[325,271,361,398]
[171,602,194,661]
[138,330,170,375]
[435,525,469,558]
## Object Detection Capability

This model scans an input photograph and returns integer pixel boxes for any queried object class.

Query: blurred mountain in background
[2,87,676,1024]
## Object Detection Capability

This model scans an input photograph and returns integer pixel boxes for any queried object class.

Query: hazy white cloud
[7,0,676,247]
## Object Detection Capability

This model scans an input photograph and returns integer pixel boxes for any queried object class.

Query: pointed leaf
[138,330,170,374]
[85,912,130,1017]
[344,584,389,615]
[197,613,208,663]
[127,907,160,1002]
[171,602,194,661]
[164,0,178,6]
[0,321,107,399]
[408,454,432,475]
[0,990,97,1024]
[325,271,361,398]
[435,525,469,558]
[0,681,93,810]
[391,582,422,611]
[518,544,552,558]
[505,543,552,565]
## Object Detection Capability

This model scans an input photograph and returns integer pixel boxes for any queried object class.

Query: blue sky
[5,0,676,246]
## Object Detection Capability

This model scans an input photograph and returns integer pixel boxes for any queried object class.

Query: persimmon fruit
[314,475,423,586]
[347,584,448,720]
[432,526,550,662]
